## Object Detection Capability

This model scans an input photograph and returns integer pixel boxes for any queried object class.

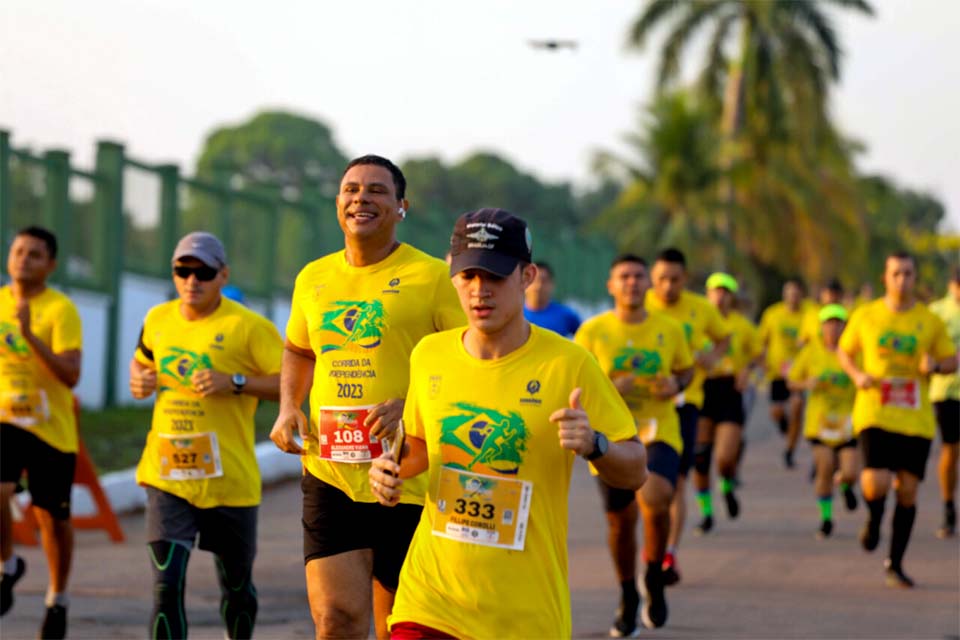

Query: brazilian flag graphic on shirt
[0,321,30,359]
[158,347,213,392]
[439,403,529,476]
[612,347,661,375]
[318,300,387,354]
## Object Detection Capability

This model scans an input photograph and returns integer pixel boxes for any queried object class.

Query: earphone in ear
[398,207,407,219]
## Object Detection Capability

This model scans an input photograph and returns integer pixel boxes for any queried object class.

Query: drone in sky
[528,39,579,51]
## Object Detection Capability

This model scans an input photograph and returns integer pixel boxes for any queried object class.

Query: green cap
[818,303,848,323]
[706,272,739,293]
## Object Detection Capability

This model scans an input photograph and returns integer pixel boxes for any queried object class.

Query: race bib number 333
[432,467,533,551]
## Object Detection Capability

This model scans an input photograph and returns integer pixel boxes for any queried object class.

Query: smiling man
[130,232,283,639]
[0,226,82,640]
[270,155,465,639]
[368,208,646,640]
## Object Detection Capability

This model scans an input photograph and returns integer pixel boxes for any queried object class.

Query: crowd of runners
[0,154,957,639]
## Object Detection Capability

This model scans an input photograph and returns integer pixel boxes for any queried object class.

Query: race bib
[0,389,50,428]
[879,378,920,410]
[432,467,532,551]
[637,418,658,445]
[317,405,383,463]
[818,413,852,443]
[157,432,223,480]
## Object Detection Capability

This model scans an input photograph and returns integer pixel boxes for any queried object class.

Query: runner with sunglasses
[129,232,283,639]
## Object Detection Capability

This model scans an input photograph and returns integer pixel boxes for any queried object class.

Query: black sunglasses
[173,265,220,281]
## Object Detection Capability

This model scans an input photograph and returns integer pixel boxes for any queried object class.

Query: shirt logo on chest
[317,300,387,354]
[440,403,529,475]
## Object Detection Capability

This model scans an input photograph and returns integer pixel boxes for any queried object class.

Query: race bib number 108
[318,405,383,463]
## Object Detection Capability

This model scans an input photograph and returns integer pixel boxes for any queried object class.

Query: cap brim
[449,250,521,278]
[172,251,222,269]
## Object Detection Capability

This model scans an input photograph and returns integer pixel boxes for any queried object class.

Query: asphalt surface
[2,398,958,639]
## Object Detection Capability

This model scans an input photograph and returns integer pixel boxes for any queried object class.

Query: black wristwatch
[584,431,609,461]
[231,373,247,395]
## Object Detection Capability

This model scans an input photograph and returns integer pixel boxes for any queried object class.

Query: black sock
[620,578,638,600]
[866,497,885,527]
[777,416,788,433]
[888,504,917,570]
[946,500,957,526]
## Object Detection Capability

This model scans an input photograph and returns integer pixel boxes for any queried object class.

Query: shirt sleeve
[706,302,732,341]
[758,309,772,345]
[838,307,863,356]
[134,307,157,367]
[566,307,582,336]
[931,314,958,360]
[577,353,637,442]
[285,273,311,350]
[249,317,284,375]
[572,322,592,354]
[787,347,809,383]
[402,346,426,440]
[672,324,695,371]
[432,271,467,331]
[51,298,82,354]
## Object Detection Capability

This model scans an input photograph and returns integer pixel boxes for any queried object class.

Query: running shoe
[694,515,714,535]
[859,518,881,552]
[816,519,833,540]
[843,485,858,512]
[639,565,668,629]
[39,604,67,639]
[609,589,640,638]
[724,491,740,519]
[0,556,25,616]
[661,552,681,587]
[936,503,956,539]
[783,449,795,469]
[883,559,914,589]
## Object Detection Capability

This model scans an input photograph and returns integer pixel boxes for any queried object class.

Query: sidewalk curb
[69,442,303,515]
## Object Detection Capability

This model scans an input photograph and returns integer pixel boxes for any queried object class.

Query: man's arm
[16,298,81,388]
[369,436,430,506]
[837,347,873,390]
[269,341,316,454]
[188,370,280,401]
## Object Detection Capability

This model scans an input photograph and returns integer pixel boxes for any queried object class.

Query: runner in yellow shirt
[130,232,282,639]
[838,251,957,588]
[369,209,646,640]
[269,156,465,639]
[645,249,730,574]
[929,267,960,538]
[575,254,693,634]
[788,305,858,539]
[799,279,846,346]
[0,227,81,639]
[758,277,808,468]
[696,273,761,528]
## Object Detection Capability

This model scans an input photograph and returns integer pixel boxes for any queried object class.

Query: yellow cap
[818,303,848,323]
[706,272,739,293]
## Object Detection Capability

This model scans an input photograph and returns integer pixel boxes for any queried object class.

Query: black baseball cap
[449,208,533,277]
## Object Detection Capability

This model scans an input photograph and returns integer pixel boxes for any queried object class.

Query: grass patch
[79,401,280,473]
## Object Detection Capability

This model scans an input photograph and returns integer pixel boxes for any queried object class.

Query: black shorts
[596,443,680,513]
[859,427,932,481]
[770,379,791,403]
[301,472,422,590]
[0,423,76,520]
[807,437,857,451]
[701,376,746,426]
[935,400,960,444]
[677,404,699,476]
[145,486,257,567]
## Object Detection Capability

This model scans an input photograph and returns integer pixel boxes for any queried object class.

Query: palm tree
[627,0,874,143]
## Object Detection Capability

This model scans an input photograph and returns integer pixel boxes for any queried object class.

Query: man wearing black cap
[368,209,647,640]
[129,231,283,639]
[270,156,465,639]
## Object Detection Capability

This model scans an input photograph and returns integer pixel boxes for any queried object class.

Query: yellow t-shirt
[286,243,465,505]
[707,311,760,378]
[390,325,637,640]
[574,311,692,454]
[644,290,729,409]
[759,302,807,380]
[929,295,960,402]
[788,343,855,445]
[0,287,82,453]
[134,298,283,508]
[839,299,956,439]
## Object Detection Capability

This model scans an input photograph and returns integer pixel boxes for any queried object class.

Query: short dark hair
[611,253,647,269]
[534,261,553,278]
[825,278,844,295]
[655,247,686,269]
[886,250,915,266]
[784,275,806,293]
[343,155,406,199]
[15,226,58,259]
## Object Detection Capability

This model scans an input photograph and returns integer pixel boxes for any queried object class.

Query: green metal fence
[1,130,616,404]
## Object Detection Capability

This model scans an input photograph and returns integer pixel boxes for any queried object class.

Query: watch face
[233,374,246,386]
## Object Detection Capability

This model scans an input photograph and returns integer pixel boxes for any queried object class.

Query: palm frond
[818,0,875,16]
[626,0,685,49]
[656,1,737,87]
[699,12,740,101]
[786,2,841,79]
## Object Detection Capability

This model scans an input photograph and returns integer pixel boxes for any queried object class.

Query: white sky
[2,0,958,231]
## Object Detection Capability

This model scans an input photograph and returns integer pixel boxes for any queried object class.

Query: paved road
[3,401,958,639]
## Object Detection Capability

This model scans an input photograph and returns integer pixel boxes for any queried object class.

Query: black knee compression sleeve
[215,555,258,639]
[149,540,190,640]
[694,443,713,476]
